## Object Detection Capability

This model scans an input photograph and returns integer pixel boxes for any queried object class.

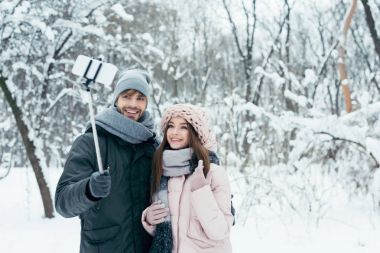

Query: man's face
[115,90,147,121]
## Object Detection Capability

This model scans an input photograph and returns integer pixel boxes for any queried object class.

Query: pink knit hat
[161,104,217,151]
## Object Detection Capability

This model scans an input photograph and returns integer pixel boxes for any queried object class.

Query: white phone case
[72,55,118,86]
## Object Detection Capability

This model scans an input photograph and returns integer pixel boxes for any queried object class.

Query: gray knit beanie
[112,69,151,104]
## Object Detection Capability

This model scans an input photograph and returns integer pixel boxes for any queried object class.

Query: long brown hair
[150,122,210,198]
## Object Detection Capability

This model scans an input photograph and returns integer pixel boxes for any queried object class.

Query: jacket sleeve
[190,165,233,241]
[55,134,99,218]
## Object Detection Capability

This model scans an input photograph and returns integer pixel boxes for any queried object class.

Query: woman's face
[166,117,190,150]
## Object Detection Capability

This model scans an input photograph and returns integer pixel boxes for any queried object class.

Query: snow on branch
[53,19,105,37]
[284,89,311,108]
[45,88,81,114]
[111,3,134,21]
[341,101,380,122]
[3,14,55,41]
[254,66,285,88]
[315,131,379,167]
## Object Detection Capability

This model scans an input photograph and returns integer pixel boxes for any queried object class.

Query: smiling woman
[142,104,233,253]
[166,117,190,149]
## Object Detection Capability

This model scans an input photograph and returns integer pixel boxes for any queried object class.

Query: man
[55,69,157,253]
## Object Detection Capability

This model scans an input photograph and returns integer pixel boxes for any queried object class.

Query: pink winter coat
[141,163,233,253]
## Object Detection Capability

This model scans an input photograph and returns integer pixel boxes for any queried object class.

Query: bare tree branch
[311,40,339,100]
[252,11,288,105]
[222,0,245,59]
[55,30,73,58]
[0,148,13,181]
[350,26,380,93]
[361,0,380,60]
[316,131,379,168]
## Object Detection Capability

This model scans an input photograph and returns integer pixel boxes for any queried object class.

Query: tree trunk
[0,77,54,218]
[337,46,352,113]
[337,0,357,113]
[361,0,380,60]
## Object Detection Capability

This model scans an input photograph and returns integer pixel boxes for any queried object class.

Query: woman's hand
[190,160,207,192]
[145,200,169,225]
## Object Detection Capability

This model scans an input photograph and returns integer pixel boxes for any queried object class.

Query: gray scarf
[87,106,154,144]
[154,148,193,220]
[150,148,193,253]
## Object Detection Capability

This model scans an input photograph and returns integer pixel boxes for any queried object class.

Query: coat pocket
[187,219,219,249]
[83,225,121,244]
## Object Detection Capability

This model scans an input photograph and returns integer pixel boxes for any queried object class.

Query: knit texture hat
[161,104,217,151]
[112,69,151,104]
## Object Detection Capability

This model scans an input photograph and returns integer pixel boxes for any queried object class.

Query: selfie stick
[81,59,104,174]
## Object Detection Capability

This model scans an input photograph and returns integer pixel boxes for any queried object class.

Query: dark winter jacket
[55,126,156,253]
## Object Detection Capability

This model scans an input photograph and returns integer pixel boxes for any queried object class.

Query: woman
[141,104,233,253]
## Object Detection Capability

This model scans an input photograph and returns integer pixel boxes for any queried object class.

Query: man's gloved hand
[190,160,207,192]
[88,170,111,198]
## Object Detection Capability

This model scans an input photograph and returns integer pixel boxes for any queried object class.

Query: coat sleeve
[190,165,233,241]
[55,134,99,218]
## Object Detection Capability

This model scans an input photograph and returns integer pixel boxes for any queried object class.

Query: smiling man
[116,90,147,120]
[55,69,157,253]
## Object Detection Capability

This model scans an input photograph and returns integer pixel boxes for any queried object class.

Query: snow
[1,0,380,252]
[0,117,11,130]
[141,33,154,44]
[254,66,286,88]
[341,79,350,85]
[284,89,309,108]
[3,14,55,41]
[146,45,165,59]
[53,19,105,37]
[111,3,134,22]
[1,168,379,253]
[366,138,380,165]
[46,88,81,113]
[303,69,317,87]
[162,58,170,71]
[1,25,13,39]
[13,1,30,15]
[0,0,16,11]
[93,9,107,24]
[0,168,79,253]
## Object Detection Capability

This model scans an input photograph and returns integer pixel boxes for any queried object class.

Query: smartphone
[72,55,118,86]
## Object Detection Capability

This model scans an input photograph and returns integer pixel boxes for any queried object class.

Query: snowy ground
[1,167,379,253]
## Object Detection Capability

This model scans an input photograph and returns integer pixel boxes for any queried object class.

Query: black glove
[88,170,111,198]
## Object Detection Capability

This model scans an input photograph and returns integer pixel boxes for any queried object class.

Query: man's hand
[89,170,111,198]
